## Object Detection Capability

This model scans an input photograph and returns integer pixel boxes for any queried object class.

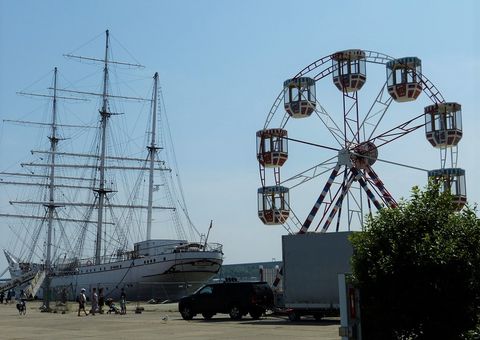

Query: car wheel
[180,305,194,320]
[229,305,242,320]
[288,311,300,322]
[202,312,214,320]
[249,308,263,320]
[313,313,323,321]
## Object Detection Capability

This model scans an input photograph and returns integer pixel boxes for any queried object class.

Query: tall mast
[146,72,160,240]
[95,30,111,265]
[44,67,59,310]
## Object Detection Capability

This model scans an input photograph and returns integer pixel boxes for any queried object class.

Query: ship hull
[41,250,223,301]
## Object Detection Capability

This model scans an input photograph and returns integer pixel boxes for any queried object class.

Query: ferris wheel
[256,49,467,234]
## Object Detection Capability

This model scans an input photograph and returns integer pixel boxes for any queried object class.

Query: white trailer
[282,231,353,321]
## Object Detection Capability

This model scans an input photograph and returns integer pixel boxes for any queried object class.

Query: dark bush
[350,184,480,339]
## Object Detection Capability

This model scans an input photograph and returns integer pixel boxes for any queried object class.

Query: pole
[95,30,110,265]
[146,72,159,240]
[44,67,59,310]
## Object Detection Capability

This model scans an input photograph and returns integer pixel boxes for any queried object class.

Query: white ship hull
[6,240,223,301]
[47,250,222,301]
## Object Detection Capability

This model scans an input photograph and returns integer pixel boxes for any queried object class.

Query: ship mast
[146,72,160,240]
[43,67,60,310]
[94,30,111,265]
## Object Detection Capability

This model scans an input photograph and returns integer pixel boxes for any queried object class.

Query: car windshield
[193,285,214,295]
[193,285,207,294]
[198,286,213,295]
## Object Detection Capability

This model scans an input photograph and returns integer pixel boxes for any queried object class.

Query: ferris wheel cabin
[256,128,288,168]
[331,49,366,92]
[428,168,467,209]
[257,186,290,225]
[283,77,316,118]
[386,57,422,102]
[425,102,463,148]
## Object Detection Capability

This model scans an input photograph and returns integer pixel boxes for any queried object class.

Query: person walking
[90,287,98,315]
[98,287,105,314]
[77,288,88,316]
[120,288,127,315]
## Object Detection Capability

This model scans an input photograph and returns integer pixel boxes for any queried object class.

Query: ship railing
[173,242,223,253]
[77,253,138,267]
[203,242,223,253]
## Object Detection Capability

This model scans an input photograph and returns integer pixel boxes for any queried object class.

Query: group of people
[0,289,27,315]
[77,287,126,316]
[0,289,25,304]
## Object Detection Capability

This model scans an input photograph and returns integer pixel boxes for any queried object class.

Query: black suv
[178,281,274,320]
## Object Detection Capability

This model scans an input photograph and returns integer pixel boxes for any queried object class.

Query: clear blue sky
[0,0,478,271]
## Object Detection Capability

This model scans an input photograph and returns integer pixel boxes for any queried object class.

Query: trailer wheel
[202,312,214,320]
[288,311,300,321]
[249,308,263,320]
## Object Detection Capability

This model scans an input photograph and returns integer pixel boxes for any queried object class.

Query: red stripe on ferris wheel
[299,165,341,234]
[321,170,356,233]
[366,166,398,208]
[356,173,384,211]
[272,267,283,287]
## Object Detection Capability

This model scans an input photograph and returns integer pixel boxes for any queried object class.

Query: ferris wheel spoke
[341,90,362,148]
[312,102,344,147]
[282,200,304,234]
[313,170,347,232]
[367,112,425,149]
[281,155,338,189]
[365,165,398,208]
[353,168,384,211]
[285,136,340,152]
[357,79,394,142]
[349,148,429,173]
[375,156,429,172]
[334,170,351,232]
[299,164,341,234]
[320,169,356,233]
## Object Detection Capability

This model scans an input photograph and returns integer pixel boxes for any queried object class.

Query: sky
[0,0,478,272]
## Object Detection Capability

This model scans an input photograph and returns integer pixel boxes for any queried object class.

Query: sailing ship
[0,30,223,303]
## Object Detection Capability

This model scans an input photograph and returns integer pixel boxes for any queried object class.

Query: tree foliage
[350,183,480,339]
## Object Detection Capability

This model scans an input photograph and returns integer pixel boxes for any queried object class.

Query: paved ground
[0,301,341,339]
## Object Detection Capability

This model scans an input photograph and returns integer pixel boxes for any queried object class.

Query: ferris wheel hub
[351,142,378,169]
[337,149,353,167]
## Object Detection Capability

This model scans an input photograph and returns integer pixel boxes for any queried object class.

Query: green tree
[350,184,480,339]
